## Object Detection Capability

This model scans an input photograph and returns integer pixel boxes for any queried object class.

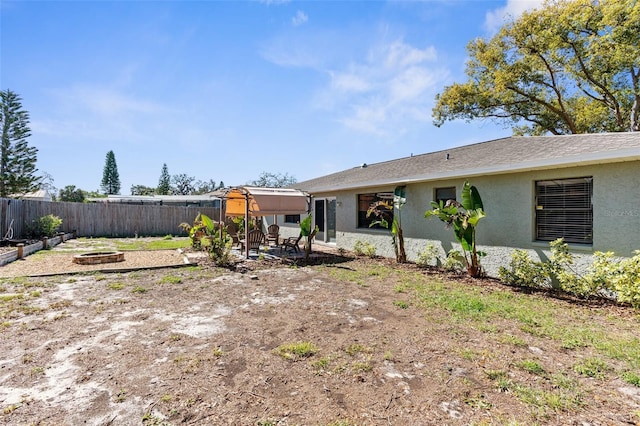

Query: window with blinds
[535,177,593,244]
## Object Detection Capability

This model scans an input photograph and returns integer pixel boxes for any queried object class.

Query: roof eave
[303,148,640,193]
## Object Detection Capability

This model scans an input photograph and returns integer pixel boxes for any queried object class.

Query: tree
[0,89,39,197]
[39,171,57,201]
[433,0,640,135]
[218,180,225,190]
[250,171,297,188]
[59,185,86,202]
[171,173,195,195]
[100,150,121,195]
[193,179,218,195]
[130,185,156,196]
[157,163,171,195]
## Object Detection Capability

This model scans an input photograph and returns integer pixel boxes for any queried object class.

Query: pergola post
[244,192,250,259]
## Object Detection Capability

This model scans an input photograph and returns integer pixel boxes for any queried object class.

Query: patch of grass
[517,359,545,375]
[131,286,148,294]
[312,356,332,372]
[108,282,125,290]
[573,357,610,379]
[345,343,370,356]
[212,347,223,357]
[160,275,182,284]
[622,371,640,387]
[351,360,372,373]
[500,334,527,347]
[274,341,318,360]
[393,300,409,309]
[0,293,24,302]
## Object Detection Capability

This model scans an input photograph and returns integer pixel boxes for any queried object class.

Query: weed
[353,240,376,257]
[383,351,393,361]
[131,286,148,294]
[30,366,45,376]
[275,341,318,360]
[573,358,609,379]
[394,283,408,293]
[212,347,224,357]
[312,356,331,372]
[500,334,527,347]
[464,394,493,409]
[160,394,172,402]
[485,369,507,380]
[622,371,640,387]
[517,359,545,375]
[352,360,373,373]
[160,275,182,284]
[393,300,409,309]
[115,389,127,403]
[345,343,370,356]
[108,282,125,290]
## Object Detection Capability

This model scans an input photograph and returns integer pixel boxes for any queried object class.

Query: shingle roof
[294,132,640,193]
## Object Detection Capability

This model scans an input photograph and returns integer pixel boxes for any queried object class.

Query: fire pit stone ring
[73,251,125,265]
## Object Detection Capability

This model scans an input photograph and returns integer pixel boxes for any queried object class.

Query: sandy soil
[1,240,639,425]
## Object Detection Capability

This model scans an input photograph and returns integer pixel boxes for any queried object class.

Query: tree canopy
[432,0,640,135]
[59,185,86,202]
[100,150,121,195]
[0,89,39,197]
[250,171,297,188]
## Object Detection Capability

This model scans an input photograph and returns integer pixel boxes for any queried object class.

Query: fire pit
[73,251,125,265]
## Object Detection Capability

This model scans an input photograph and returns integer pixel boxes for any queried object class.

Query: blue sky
[2,0,543,195]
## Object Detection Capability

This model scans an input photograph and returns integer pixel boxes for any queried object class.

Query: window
[358,192,394,229]
[284,214,300,224]
[435,186,456,203]
[535,177,593,244]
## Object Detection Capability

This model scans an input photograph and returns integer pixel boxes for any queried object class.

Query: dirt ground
[1,239,639,425]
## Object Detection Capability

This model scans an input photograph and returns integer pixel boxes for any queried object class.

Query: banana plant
[299,215,318,261]
[425,181,486,277]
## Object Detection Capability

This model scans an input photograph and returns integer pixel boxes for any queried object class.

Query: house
[86,194,221,208]
[10,189,53,202]
[277,132,640,276]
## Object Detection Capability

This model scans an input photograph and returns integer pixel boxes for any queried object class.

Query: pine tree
[157,163,171,195]
[0,89,39,198]
[100,150,121,195]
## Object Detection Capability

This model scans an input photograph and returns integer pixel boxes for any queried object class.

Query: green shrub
[416,243,439,268]
[498,249,548,288]
[353,240,376,258]
[611,250,640,308]
[25,214,63,238]
[443,249,465,273]
[201,233,232,266]
[499,239,640,307]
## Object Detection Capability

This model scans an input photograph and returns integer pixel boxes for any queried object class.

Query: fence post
[17,243,24,259]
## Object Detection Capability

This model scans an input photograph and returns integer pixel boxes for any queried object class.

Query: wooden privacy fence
[0,198,221,238]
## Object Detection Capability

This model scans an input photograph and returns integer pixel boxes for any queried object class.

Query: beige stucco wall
[311,160,639,277]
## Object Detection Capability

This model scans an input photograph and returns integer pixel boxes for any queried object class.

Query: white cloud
[326,40,445,137]
[292,10,308,27]
[484,0,545,34]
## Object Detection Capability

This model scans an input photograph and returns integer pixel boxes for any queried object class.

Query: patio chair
[280,233,302,253]
[240,229,265,254]
[265,224,280,246]
[226,222,240,248]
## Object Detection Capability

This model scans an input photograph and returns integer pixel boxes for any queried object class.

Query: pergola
[222,186,310,258]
